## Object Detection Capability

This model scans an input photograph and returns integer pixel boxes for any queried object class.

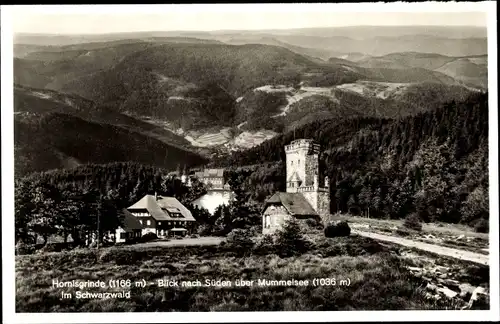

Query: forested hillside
[213,92,489,229]
[13,41,369,132]
[15,112,207,176]
[14,85,206,176]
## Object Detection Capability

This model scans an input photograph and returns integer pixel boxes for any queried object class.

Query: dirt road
[353,230,489,266]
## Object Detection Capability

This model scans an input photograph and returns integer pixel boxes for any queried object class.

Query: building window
[291,161,293,165]
[139,220,142,224]
[168,222,171,225]
[158,222,161,225]
[265,215,271,228]
[120,232,126,239]
[147,220,151,226]
[298,159,300,165]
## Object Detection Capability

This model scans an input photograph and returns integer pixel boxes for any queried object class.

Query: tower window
[298,159,300,165]
[291,161,293,165]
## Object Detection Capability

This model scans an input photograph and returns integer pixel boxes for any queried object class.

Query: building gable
[264,192,317,217]
[127,194,196,223]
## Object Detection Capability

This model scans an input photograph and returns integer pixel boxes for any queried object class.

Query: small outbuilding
[114,209,143,243]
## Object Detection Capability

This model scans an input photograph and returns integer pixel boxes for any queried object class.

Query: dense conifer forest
[213,92,489,230]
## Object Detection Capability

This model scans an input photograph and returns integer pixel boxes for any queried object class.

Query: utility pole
[96,195,102,250]
[97,206,100,250]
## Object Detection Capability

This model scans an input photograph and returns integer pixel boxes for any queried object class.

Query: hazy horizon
[14,24,488,37]
[10,5,488,35]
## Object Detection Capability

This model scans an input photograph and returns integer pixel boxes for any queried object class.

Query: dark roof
[127,195,195,222]
[119,209,143,231]
[264,192,318,216]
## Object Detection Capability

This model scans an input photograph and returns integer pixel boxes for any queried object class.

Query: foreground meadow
[15,235,482,312]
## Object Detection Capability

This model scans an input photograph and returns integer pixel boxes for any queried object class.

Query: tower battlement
[285,139,320,155]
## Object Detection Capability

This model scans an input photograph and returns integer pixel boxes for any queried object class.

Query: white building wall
[115,227,126,243]
[141,228,156,236]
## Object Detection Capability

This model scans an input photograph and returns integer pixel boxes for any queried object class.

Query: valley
[12,26,489,179]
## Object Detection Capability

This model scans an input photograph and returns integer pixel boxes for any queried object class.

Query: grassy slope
[337,214,489,254]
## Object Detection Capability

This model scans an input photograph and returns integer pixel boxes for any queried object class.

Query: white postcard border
[2,2,498,323]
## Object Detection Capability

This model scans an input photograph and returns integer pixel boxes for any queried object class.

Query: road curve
[353,230,489,266]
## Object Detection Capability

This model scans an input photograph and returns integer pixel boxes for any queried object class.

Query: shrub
[304,218,324,231]
[324,220,351,238]
[226,229,255,256]
[15,242,36,255]
[38,242,66,253]
[97,249,145,265]
[253,234,276,255]
[474,218,489,233]
[403,213,422,231]
[275,218,312,257]
[98,250,114,263]
[395,228,412,237]
[197,224,213,236]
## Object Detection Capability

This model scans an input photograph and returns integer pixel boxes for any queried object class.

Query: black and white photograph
[1,2,498,323]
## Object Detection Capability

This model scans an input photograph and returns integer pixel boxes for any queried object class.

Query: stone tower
[284,139,330,222]
[285,139,320,192]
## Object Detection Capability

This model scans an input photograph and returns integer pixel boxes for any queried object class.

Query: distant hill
[435,57,488,89]
[258,35,487,57]
[13,32,219,46]
[16,25,487,57]
[219,36,337,61]
[354,52,488,89]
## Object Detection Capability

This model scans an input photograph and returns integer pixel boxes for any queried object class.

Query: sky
[10,4,489,34]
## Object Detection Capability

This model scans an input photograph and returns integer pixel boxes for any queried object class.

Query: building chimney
[155,192,157,201]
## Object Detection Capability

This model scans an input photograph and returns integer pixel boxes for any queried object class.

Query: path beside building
[353,230,489,266]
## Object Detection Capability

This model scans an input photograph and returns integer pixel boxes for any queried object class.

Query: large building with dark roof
[193,168,226,190]
[127,194,196,237]
[262,139,330,234]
